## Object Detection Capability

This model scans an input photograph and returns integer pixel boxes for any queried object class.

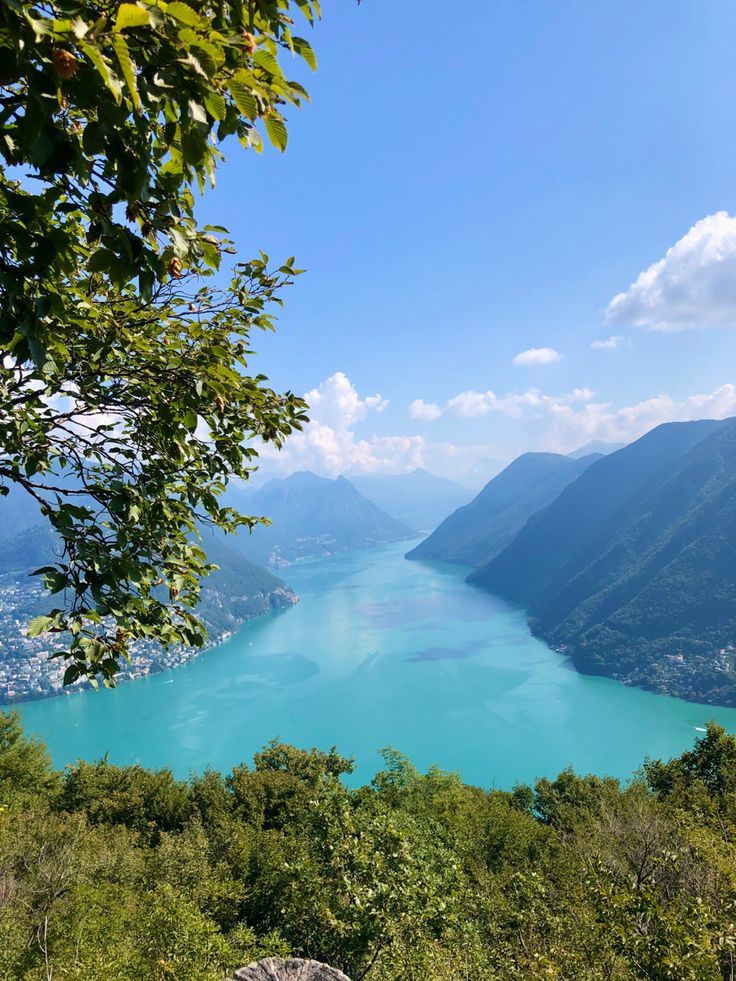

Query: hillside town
[0,574,216,703]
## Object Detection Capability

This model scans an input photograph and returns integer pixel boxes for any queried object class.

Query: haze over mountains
[225,471,414,567]
[567,440,626,459]
[407,417,736,705]
[350,468,472,531]
[4,419,736,707]
[406,453,601,567]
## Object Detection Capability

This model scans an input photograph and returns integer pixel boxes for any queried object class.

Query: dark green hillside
[531,420,736,704]
[190,535,297,635]
[406,452,600,567]
[470,418,729,604]
[3,713,736,980]
[350,468,472,531]
[230,472,414,566]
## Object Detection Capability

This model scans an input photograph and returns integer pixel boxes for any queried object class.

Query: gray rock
[228,958,352,981]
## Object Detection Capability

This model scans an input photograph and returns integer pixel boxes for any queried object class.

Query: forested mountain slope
[406,452,600,567]
[470,417,736,705]
[470,419,729,603]
[229,471,414,567]
[0,519,296,635]
[531,420,736,703]
[0,515,297,702]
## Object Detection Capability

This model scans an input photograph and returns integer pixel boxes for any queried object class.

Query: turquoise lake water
[17,540,736,788]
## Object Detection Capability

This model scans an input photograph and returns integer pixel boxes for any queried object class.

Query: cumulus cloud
[408,399,443,421]
[255,370,736,480]
[545,384,736,451]
[606,212,736,331]
[512,347,561,366]
[446,386,594,419]
[429,379,736,455]
[304,371,389,427]
[258,372,422,476]
[591,335,623,350]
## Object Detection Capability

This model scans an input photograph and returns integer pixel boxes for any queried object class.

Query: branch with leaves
[0,0,321,684]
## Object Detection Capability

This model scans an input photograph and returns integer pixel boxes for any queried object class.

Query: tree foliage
[0,0,320,683]
[3,715,736,979]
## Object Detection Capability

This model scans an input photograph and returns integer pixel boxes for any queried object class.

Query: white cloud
[544,384,736,451]
[304,371,388,427]
[254,370,736,482]
[437,380,736,455]
[446,386,594,419]
[408,399,443,421]
[591,335,623,350]
[512,346,561,366]
[258,372,422,476]
[606,212,736,331]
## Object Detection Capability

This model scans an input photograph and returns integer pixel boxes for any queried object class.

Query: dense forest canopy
[0,0,322,686]
[2,715,736,979]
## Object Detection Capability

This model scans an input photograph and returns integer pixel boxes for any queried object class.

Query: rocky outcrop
[228,959,351,981]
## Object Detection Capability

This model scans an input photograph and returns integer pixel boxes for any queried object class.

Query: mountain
[568,440,626,459]
[470,419,729,603]
[406,452,601,567]
[194,534,297,633]
[462,457,506,490]
[0,520,297,647]
[0,486,45,544]
[228,471,414,567]
[471,417,736,704]
[349,468,472,531]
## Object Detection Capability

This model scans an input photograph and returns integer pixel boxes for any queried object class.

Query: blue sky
[202,0,736,485]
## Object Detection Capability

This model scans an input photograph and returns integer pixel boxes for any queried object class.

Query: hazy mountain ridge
[227,471,414,567]
[568,439,626,459]
[406,452,601,567]
[350,468,472,531]
[469,418,729,603]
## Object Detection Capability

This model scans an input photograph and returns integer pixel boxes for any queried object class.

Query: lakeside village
[0,574,232,704]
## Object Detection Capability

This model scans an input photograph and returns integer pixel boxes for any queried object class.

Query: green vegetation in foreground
[3,714,736,980]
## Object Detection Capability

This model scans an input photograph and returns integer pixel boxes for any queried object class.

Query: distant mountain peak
[568,439,626,459]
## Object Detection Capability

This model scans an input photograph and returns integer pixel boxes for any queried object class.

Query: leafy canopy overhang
[0,0,322,685]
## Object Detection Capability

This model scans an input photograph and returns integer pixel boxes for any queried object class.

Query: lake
[17,539,736,788]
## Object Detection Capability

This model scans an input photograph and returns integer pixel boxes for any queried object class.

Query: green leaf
[253,48,283,79]
[293,36,317,71]
[203,90,226,121]
[114,3,152,31]
[228,74,258,120]
[28,616,53,638]
[163,1,204,28]
[79,41,122,104]
[188,100,207,124]
[264,114,288,152]
[111,34,141,111]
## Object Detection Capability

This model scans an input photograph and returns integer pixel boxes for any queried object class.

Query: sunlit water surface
[18,540,736,787]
